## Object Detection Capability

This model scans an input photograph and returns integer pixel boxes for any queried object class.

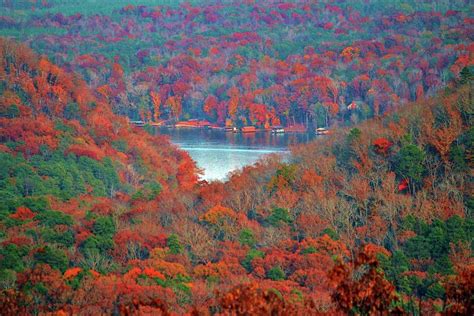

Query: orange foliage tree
[150,90,161,121]
[329,245,401,315]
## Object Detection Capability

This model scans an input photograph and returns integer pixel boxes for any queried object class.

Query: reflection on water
[155,127,316,181]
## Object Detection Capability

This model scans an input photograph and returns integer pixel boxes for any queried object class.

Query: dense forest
[1,0,472,128]
[0,0,473,315]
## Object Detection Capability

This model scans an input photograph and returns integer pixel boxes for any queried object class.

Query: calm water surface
[156,128,316,181]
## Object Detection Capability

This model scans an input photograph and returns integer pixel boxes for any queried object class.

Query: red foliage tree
[444,265,473,315]
[211,283,314,314]
[329,245,401,315]
[373,137,393,155]
[9,206,35,221]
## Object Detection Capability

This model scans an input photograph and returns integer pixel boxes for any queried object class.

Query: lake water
[156,128,316,181]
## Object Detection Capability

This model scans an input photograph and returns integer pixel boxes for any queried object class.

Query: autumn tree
[393,144,426,192]
[329,245,401,315]
[443,265,473,315]
[150,90,161,121]
[210,283,313,314]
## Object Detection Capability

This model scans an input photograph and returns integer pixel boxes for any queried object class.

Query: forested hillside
[1,0,474,315]
[0,39,200,313]
[1,0,472,128]
[0,37,472,314]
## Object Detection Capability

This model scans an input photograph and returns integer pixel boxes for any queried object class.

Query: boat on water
[129,120,145,127]
[316,127,330,135]
[225,126,238,133]
[241,126,257,133]
[271,126,285,134]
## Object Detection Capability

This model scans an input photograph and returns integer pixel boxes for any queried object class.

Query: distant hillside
[1,0,472,128]
[198,71,473,314]
[0,38,472,314]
